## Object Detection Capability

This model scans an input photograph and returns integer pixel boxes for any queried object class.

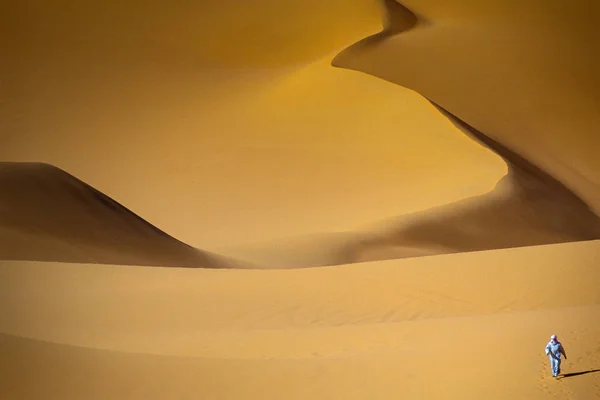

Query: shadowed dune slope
[0,162,239,268]
[338,101,600,264]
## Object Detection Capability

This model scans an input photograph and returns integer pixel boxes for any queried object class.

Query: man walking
[545,334,567,377]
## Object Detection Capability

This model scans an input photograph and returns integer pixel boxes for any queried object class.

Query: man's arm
[545,343,558,359]
[560,345,567,359]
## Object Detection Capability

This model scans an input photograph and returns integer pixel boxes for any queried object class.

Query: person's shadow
[558,369,600,379]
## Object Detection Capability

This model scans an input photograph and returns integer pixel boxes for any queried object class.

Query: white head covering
[550,334,557,340]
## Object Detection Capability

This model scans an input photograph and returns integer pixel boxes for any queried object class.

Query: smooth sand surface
[3,0,600,398]
[2,241,600,398]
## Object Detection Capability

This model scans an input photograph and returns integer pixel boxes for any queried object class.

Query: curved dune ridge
[332,0,600,210]
[0,162,241,268]
[330,0,600,263]
[337,101,600,264]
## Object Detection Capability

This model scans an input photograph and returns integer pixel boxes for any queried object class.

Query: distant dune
[0,162,239,268]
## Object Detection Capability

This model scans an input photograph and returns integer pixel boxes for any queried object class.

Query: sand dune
[3,0,511,252]
[340,103,600,263]
[329,0,600,263]
[334,0,600,211]
[220,111,600,266]
[0,162,238,268]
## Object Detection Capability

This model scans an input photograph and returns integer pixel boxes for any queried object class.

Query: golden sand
[2,0,600,398]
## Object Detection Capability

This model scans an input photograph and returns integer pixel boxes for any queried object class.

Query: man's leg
[550,357,558,376]
[556,359,561,376]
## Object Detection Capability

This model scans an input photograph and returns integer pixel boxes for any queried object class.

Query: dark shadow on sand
[558,369,600,379]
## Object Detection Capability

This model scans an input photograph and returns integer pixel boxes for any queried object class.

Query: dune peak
[0,162,239,268]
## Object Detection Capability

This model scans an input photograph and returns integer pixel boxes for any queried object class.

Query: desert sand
[2,242,600,399]
[2,0,600,398]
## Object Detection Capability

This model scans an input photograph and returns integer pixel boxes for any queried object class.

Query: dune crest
[0,162,239,268]
[331,0,600,263]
